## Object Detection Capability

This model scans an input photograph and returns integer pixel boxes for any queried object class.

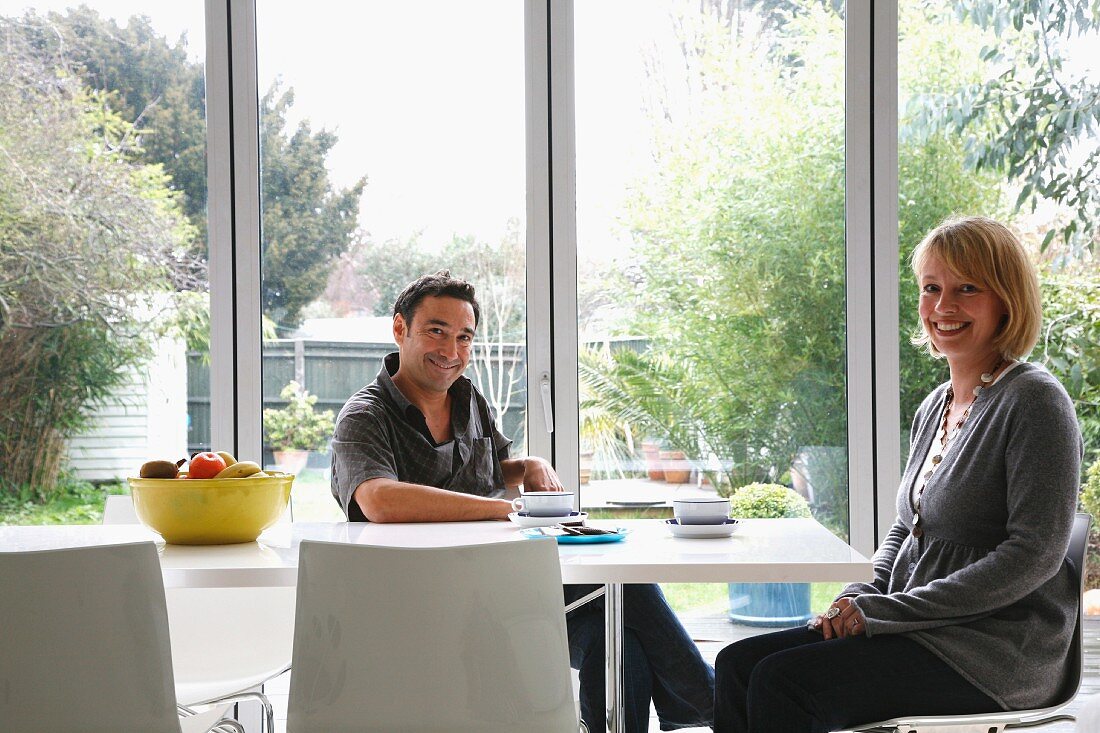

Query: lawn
[0,476,126,526]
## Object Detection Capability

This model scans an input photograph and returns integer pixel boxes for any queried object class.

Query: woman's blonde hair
[910,216,1041,359]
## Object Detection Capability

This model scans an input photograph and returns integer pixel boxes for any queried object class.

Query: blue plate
[521,527,629,544]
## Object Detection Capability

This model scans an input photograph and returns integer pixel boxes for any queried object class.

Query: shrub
[1081,460,1100,519]
[728,483,812,519]
[263,381,335,453]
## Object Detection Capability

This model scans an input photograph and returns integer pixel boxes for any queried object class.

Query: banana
[213,460,263,479]
[216,451,237,467]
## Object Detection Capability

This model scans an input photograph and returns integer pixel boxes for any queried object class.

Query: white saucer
[665,518,740,538]
[508,511,587,529]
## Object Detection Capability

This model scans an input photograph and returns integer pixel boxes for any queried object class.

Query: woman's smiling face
[918,254,1007,363]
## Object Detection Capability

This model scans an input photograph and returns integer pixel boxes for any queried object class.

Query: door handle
[539,373,554,434]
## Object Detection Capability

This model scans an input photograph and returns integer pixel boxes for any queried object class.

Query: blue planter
[727,582,813,627]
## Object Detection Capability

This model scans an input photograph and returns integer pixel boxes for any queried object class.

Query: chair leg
[214,722,246,733]
[226,691,274,733]
[187,690,274,733]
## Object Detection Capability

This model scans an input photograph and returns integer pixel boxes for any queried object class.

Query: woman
[713,216,1082,732]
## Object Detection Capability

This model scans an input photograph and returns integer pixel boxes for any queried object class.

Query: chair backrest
[104,493,141,524]
[0,542,182,733]
[1054,512,1092,706]
[287,537,577,733]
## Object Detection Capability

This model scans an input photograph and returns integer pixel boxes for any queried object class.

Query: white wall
[65,333,189,481]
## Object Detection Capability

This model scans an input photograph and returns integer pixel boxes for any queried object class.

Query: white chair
[286,537,582,732]
[848,512,1092,733]
[0,541,243,733]
[103,494,295,732]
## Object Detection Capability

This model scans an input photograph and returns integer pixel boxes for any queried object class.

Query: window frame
[206,0,901,551]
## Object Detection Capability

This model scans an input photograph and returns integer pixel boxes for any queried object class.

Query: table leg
[604,582,624,733]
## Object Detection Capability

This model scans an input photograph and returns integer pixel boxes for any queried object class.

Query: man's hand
[521,456,565,492]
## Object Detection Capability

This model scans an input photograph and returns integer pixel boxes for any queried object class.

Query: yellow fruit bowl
[126,472,294,545]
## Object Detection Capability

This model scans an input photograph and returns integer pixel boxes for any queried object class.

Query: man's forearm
[354,478,512,523]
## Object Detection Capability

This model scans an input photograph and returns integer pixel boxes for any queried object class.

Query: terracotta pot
[660,450,692,484]
[642,442,664,482]
[273,449,309,475]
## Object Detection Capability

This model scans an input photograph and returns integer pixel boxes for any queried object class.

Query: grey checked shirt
[330,353,513,522]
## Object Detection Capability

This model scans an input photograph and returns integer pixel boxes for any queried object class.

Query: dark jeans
[565,583,715,732]
[714,627,1001,733]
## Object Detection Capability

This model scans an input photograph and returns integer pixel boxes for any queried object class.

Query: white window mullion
[547,0,579,491]
[845,1,877,557]
[524,0,554,464]
[229,0,263,463]
[847,0,900,555]
[872,1,901,543]
[205,0,235,456]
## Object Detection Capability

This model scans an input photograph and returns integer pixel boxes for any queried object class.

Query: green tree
[261,83,365,330]
[10,8,366,330]
[0,20,195,497]
[1038,271,1100,470]
[22,7,208,226]
[912,0,1100,255]
[349,234,442,317]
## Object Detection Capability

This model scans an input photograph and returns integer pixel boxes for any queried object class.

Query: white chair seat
[169,586,295,705]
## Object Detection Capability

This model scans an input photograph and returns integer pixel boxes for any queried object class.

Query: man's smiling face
[392,295,476,396]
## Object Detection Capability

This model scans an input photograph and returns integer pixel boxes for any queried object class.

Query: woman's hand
[838,600,867,638]
[810,597,867,639]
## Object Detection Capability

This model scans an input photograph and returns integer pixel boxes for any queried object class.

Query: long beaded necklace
[911,357,1006,539]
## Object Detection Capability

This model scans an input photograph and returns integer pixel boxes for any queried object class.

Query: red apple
[188,452,227,479]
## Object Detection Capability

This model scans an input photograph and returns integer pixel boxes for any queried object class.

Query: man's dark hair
[393,270,480,327]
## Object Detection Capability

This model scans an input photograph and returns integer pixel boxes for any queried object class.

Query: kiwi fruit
[140,460,180,479]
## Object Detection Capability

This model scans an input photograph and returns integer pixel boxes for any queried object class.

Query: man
[331,271,714,731]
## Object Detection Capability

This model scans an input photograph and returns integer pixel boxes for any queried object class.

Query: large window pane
[255,1,526,520]
[574,0,849,544]
[897,1,1100,471]
[0,2,209,521]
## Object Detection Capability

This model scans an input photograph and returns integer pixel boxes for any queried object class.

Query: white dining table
[0,517,872,732]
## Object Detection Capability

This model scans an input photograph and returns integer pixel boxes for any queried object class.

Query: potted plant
[726,482,814,627]
[263,381,336,474]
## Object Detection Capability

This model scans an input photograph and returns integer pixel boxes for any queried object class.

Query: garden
[1,0,1099,603]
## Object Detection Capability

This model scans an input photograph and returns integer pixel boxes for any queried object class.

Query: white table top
[0,518,872,588]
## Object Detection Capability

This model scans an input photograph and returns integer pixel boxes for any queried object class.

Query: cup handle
[511,497,525,513]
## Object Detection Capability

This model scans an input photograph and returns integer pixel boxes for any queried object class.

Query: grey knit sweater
[843,362,1082,710]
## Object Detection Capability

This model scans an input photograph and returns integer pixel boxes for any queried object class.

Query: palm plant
[579,345,789,491]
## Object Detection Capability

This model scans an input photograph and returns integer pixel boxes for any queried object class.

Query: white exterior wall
[65,334,189,481]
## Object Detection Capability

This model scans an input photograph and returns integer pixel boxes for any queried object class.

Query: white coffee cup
[673,497,731,525]
[511,491,575,517]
